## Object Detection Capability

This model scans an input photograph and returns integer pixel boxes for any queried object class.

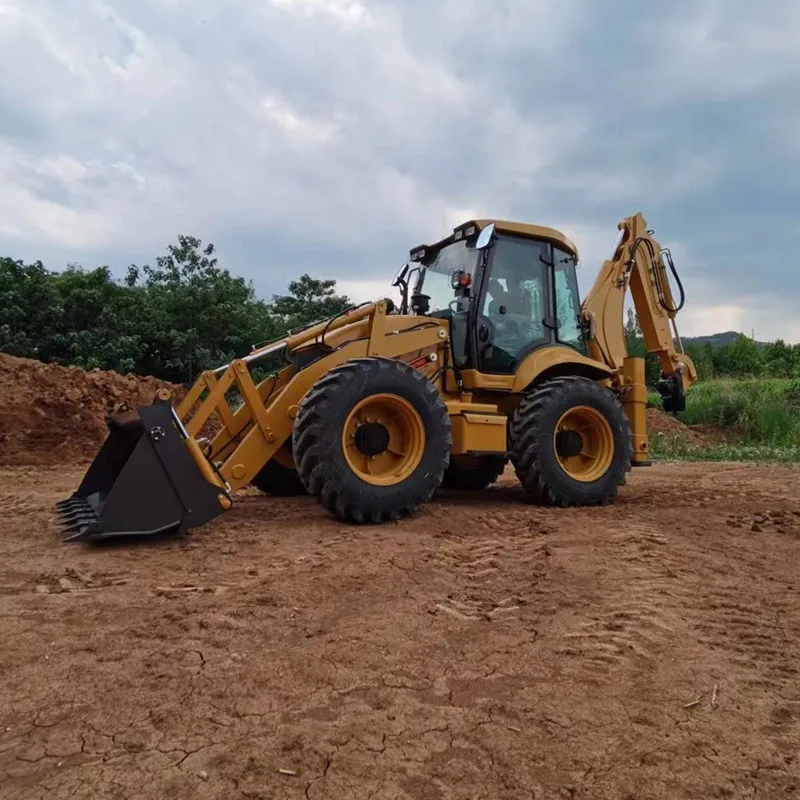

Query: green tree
[763,339,797,378]
[0,237,354,385]
[0,257,61,359]
[50,265,148,373]
[726,334,763,377]
[710,343,731,376]
[127,235,282,383]
[269,275,352,330]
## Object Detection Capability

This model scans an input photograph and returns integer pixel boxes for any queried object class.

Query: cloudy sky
[1,0,798,341]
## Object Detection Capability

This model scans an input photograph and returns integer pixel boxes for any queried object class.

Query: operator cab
[401,220,588,375]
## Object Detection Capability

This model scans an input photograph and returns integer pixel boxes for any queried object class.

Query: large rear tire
[292,357,452,523]
[251,452,306,497]
[441,455,506,491]
[509,376,631,506]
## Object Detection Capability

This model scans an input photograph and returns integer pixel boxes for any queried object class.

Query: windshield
[415,240,477,316]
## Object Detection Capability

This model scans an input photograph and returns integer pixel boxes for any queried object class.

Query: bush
[678,378,800,447]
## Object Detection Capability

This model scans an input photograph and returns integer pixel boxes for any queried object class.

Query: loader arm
[57,298,448,543]
[581,212,697,392]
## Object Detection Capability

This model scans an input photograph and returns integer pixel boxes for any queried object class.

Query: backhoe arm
[581,212,697,397]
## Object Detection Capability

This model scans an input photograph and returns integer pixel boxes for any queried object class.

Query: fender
[512,346,614,393]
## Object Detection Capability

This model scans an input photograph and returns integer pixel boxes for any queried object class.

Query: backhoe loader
[57,212,696,542]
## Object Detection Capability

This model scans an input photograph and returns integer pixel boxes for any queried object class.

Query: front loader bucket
[56,399,229,543]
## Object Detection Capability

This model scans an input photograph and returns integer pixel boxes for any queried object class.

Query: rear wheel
[251,446,306,497]
[509,376,631,506]
[441,455,506,491]
[292,357,452,523]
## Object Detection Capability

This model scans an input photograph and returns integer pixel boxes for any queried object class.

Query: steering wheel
[492,315,527,347]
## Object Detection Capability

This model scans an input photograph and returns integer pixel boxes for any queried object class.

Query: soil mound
[646,407,711,447]
[0,354,183,466]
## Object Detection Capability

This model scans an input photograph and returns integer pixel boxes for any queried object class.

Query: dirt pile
[646,407,712,448]
[646,407,739,448]
[0,354,183,466]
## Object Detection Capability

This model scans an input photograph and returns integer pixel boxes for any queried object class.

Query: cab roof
[411,218,579,262]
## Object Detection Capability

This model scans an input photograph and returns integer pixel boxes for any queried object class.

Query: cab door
[474,233,554,375]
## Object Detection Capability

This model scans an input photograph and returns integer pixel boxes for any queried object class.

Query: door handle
[478,323,490,342]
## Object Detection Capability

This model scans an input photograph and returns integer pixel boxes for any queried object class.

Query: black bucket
[56,398,228,543]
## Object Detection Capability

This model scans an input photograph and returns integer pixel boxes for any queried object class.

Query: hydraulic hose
[629,236,686,314]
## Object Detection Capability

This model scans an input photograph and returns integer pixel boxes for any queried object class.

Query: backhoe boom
[581,213,697,394]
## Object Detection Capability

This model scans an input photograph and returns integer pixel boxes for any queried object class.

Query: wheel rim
[553,405,615,482]
[342,393,425,486]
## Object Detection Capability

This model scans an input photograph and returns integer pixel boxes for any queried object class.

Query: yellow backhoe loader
[57,212,696,542]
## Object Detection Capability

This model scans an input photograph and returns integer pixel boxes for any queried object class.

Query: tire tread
[509,376,632,507]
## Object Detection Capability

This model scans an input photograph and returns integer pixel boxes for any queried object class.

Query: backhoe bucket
[56,399,229,543]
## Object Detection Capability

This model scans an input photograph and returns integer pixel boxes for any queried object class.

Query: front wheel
[509,376,632,506]
[292,357,452,523]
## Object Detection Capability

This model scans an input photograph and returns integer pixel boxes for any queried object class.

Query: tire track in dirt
[689,581,800,691]
[554,522,691,677]
[427,509,551,623]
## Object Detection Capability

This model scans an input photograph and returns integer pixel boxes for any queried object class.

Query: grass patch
[677,378,800,446]
[649,431,800,463]
[647,377,800,463]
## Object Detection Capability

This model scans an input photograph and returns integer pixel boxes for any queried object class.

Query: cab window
[478,234,550,373]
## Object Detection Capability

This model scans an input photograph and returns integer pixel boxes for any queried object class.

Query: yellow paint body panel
[511,347,614,393]
[450,412,507,456]
[457,346,613,394]
[418,218,579,261]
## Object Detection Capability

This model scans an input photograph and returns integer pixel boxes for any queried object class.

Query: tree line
[1,234,794,386]
[0,235,352,384]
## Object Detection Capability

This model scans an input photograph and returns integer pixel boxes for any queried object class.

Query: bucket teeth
[62,527,93,543]
[58,508,92,521]
[56,496,99,542]
[61,515,93,527]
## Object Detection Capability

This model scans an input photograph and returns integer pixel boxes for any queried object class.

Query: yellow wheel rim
[553,405,615,483]
[342,393,425,486]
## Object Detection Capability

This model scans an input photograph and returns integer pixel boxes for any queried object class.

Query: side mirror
[392,263,409,287]
[476,222,496,250]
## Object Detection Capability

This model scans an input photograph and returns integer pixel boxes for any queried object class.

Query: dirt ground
[2,461,800,799]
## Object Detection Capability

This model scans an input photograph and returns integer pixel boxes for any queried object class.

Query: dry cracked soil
[1,461,800,799]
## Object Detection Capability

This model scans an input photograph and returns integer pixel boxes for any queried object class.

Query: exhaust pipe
[56,397,230,543]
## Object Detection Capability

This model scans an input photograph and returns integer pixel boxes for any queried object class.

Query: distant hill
[682,331,770,350]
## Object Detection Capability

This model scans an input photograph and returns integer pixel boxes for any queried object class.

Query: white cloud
[261,95,340,143]
[678,304,747,338]
[271,0,373,27]
[0,0,798,344]
[637,1,800,106]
